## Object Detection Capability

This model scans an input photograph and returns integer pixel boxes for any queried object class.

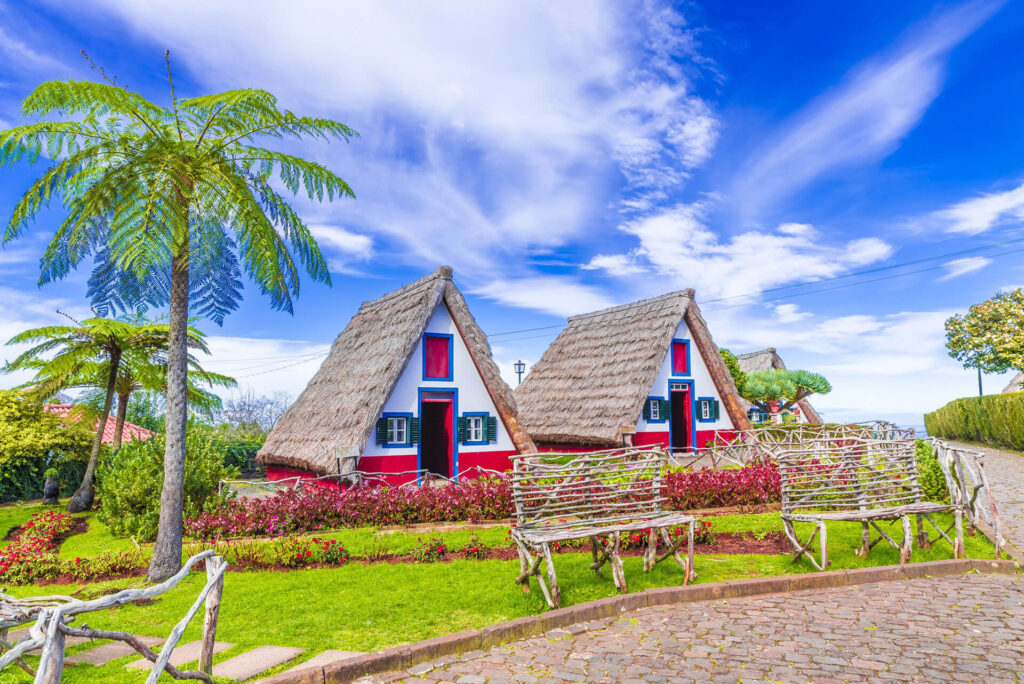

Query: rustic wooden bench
[509,447,697,609]
[777,438,964,570]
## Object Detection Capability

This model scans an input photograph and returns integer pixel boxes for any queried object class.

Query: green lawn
[0,510,996,683]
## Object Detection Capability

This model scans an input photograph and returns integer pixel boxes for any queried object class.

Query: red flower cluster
[0,510,72,582]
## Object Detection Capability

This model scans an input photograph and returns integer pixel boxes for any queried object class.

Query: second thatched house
[258,267,535,486]
[513,290,750,452]
[735,348,823,424]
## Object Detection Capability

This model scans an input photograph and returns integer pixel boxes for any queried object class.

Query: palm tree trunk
[112,391,130,451]
[67,347,121,513]
[149,244,190,581]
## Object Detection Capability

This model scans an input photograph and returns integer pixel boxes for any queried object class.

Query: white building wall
[361,302,515,457]
[635,317,735,435]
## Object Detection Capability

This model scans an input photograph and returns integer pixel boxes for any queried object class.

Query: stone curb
[261,558,1017,684]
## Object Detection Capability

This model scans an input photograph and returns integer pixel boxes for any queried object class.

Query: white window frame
[387,416,408,444]
[466,415,484,443]
[700,401,711,420]
[649,399,660,421]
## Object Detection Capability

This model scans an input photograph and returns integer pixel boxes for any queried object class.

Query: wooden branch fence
[0,551,226,683]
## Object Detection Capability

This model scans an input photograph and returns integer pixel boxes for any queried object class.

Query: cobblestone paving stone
[949,441,1024,556]
[359,574,1024,683]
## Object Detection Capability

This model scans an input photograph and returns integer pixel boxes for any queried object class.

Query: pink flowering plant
[185,467,779,540]
[412,537,448,562]
[0,510,73,583]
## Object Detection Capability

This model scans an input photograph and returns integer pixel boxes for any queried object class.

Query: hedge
[924,391,1024,450]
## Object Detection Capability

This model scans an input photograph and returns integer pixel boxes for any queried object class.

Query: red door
[420,393,453,477]
[670,385,692,452]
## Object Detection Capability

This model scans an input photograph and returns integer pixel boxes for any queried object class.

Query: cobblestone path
[949,441,1024,556]
[362,574,1024,683]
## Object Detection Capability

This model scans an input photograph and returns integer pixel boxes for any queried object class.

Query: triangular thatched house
[1002,371,1024,394]
[513,290,750,452]
[735,348,823,425]
[259,267,535,486]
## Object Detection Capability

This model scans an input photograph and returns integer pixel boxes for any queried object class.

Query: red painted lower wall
[266,465,341,491]
[457,450,517,477]
[356,454,419,487]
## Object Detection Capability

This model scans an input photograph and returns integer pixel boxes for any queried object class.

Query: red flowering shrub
[0,510,73,583]
[272,536,315,568]
[185,466,780,540]
[185,475,513,540]
[459,533,487,559]
[662,464,780,510]
[412,537,448,562]
[316,538,349,564]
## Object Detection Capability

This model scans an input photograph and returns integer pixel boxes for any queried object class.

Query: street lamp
[514,360,526,385]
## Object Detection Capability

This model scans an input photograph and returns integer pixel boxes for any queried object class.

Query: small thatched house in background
[735,348,823,424]
[1002,371,1024,394]
[513,290,750,452]
[258,267,534,486]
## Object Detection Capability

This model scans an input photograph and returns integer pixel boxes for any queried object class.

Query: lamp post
[514,360,526,385]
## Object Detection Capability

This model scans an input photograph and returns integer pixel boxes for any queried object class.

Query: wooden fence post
[39,614,65,684]
[198,556,225,675]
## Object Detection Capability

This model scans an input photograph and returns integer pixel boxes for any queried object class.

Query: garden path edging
[259,557,1017,684]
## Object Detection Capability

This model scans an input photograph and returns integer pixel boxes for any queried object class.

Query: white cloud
[587,203,894,299]
[201,335,331,399]
[74,0,718,290]
[708,307,970,422]
[580,254,646,276]
[732,0,1003,218]
[307,224,373,273]
[0,287,92,390]
[472,277,617,318]
[939,256,992,280]
[773,303,811,323]
[932,180,1024,234]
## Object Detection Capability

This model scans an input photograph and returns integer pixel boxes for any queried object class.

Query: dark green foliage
[719,348,746,391]
[914,439,948,503]
[222,436,266,472]
[924,392,1024,450]
[97,431,238,541]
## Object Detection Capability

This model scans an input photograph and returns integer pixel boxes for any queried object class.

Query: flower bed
[0,510,72,582]
[185,466,781,541]
[662,464,780,510]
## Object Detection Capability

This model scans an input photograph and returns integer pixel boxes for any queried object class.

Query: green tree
[0,55,355,579]
[945,289,1024,396]
[80,343,236,449]
[4,315,176,512]
[719,348,747,393]
[741,369,831,419]
[0,390,92,501]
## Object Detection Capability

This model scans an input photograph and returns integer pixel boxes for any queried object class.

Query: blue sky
[2,0,1024,426]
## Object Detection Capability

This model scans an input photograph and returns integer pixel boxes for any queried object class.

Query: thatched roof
[736,348,823,425]
[258,267,535,474]
[1003,371,1024,394]
[514,290,751,446]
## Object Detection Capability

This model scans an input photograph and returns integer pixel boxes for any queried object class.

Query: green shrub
[924,391,1024,450]
[97,432,237,541]
[0,390,93,503]
[915,439,948,503]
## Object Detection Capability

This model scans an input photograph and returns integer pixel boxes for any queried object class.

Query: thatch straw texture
[736,348,823,424]
[258,266,534,474]
[514,290,750,446]
[1002,371,1024,394]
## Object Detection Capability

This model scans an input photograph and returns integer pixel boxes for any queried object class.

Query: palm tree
[79,336,237,449]
[0,54,355,579]
[4,315,174,511]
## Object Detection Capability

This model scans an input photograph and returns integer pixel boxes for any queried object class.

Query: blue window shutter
[409,417,421,444]
[486,416,497,442]
[376,418,388,445]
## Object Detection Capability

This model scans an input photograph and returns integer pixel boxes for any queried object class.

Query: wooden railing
[0,551,226,683]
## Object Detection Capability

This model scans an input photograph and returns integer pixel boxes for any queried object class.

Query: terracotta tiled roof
[43,403,158,444]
